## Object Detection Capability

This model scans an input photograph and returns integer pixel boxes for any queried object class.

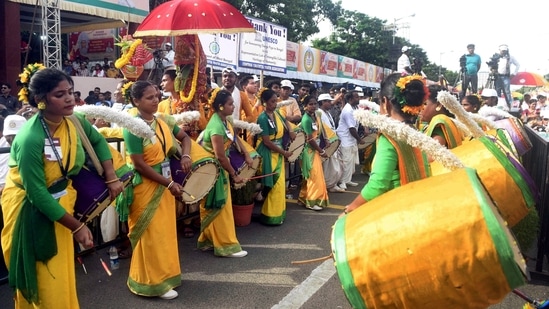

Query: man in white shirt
[494,44,520,108]
[162,42,175,68]
[318,93,344,192]
[397,46,413,74]
[221,67,255,122]
[336,91,363,189]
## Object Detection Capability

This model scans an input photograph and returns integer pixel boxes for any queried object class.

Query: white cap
[401,46,410,52]
[499,44,508,51]
[252,75,260,82]
[3,115,26,135]
[481,88,498,97]
[222,67,239,76]
[165,42,172,47]
[354,86,364,97]
[317,93,334,102]
[280,79,294,90]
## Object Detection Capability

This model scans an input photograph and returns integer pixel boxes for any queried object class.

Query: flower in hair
[121,81,134,104]
[208,88,221,106]
[17,63,46,104]
[393,74,429,115]
[257,87,268,103]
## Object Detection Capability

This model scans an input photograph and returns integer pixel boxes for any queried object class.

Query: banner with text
[199,33,239,70]
[239,16,287,73]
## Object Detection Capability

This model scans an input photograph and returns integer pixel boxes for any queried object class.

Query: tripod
[485,72,497,89]
[147,54,164,86]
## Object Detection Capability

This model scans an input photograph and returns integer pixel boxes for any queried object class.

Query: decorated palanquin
[172,35,209,139]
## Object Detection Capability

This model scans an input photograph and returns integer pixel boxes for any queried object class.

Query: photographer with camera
[488,44,520,108]
[162,42,175,67]
[459,44,481,99]
[397,46,414,74]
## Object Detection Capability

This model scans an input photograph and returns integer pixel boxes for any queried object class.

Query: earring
[37,102,46,110]
[219,106,224,111]
[435,106,441,112]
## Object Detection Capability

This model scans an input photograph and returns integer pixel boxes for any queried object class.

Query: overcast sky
[312,0,549,74]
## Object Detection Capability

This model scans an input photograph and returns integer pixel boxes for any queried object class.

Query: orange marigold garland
[175,35,200,109]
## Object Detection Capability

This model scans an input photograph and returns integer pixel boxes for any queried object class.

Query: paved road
[1,172,548,308]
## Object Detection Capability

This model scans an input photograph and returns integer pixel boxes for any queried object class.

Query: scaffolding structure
[41,0,62,69]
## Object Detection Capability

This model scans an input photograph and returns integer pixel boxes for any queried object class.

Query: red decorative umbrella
[510,72,548,87]
[133,0,255,37]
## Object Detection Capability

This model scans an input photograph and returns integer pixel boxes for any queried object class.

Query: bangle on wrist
[167,180,175,190]
[72,223,85,234]
[104,178,120,184]
[181,154,191,160]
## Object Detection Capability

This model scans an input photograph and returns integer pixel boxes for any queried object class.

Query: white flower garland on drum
[468,113,498,130]
[233,119,263,136]
[436,91,485,138]
[353,109,464,170]
[478,106,514,119]
[171,111,201,125]
[74,105,154,139]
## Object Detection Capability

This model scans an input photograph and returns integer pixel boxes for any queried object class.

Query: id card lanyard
[39,115,71,179]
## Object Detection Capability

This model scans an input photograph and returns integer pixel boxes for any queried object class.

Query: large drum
[73,144,134,223]
[430,136,537,227]
[495,117,532,156]
[283,128,306,163]
[170,139,220,204]
[357,133,377,150]
[319,124,340,162]
[229,136,262,189]
[485,128,519,159]
[331,168,526,309]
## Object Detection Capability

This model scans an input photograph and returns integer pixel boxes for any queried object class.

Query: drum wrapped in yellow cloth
[331,168,526,309]
[485,128,519,159]
[228,136,261,189]
[431,135,537,227]
[170,139,220,204]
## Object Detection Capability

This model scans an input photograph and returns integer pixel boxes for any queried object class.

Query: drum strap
[67,115,104,176]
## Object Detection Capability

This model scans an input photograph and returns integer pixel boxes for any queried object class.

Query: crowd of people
[0,55,539,307]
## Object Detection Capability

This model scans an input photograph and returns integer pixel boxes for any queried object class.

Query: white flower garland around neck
[172,111,201,125]
[233,119,263,136]
[436,91,485,138]
[74,105,154,139]
[353,109,464,170]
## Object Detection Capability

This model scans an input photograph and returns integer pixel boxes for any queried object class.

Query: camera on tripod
[411,57,423,75]
[152,49,164,59]
[459,55,466,72]
[486,53,500,71]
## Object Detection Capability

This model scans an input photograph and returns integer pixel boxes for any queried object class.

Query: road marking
[271,259,336,309]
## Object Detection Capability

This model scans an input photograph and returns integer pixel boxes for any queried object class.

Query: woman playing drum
[255,88,296,225]
[198,89,250,257]
[298,95,329,211]
[344,73,431,215]
[121,80,192,300]
[1,68,124,308]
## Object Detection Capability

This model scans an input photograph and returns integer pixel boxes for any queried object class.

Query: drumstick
[99,258,112,276]
[77,256,87,275]
[245,172,278,180]
[182,190,196,200]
